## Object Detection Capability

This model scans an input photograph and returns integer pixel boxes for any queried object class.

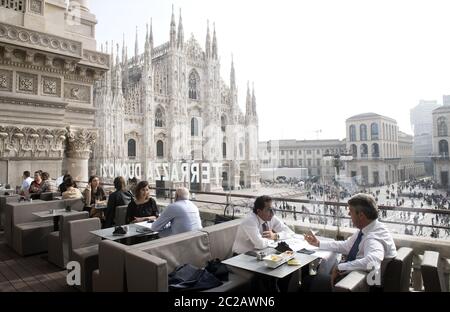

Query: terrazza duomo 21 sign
[99,162,224,183]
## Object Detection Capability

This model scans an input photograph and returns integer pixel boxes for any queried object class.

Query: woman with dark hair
[59,174,77,193]
[29,171,42,193]
[62,176,83,199]
[83,175,107,219]
[29,171,43,199]
[126,181,159,224]
[104,176,134,228]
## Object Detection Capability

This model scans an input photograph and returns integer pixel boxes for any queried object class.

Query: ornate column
[65,127,97,182]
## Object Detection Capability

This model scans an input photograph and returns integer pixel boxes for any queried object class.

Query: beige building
[432,105,450,187]
[0,0,109,186]
[346,113,400,185]
[258,139,346,181]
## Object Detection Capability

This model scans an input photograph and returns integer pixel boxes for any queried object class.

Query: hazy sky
[90,0,450,141]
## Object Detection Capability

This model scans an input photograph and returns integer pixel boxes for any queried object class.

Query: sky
[90,0,450,141]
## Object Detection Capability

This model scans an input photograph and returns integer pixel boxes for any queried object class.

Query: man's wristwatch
[275,233,280,241]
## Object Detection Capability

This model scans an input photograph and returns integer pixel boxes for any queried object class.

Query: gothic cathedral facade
[93,8,260,191]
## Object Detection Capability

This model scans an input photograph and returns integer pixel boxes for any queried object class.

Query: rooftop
[346,112,396,123]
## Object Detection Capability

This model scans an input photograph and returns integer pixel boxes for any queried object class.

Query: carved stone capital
[25,51,35,64]
[66,127,97,159]
[45,55,54,68]
[3,46,14,60]
[0,126,67,159]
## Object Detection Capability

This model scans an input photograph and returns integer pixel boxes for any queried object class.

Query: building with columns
[346,113,400,186]
[346,113,424,186]
[93,7,260,191]
[432,104,450,188]
[0,0,109,187]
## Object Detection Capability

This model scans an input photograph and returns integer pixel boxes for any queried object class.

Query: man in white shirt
[232,195,295,255]
[19,171,33,196]
[232,196,295,292]
[304,193,397,290]
[151,188,202,237]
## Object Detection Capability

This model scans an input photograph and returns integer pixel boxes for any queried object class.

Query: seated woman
[28,171,43,199]
[40,172,57,193]
[104,176,134,228]
[59,174,77,194]
[126,181,159,224]
[83,175,107,219]
[62,177,83,200]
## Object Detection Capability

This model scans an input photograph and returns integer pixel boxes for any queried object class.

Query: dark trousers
[252,273,295,292]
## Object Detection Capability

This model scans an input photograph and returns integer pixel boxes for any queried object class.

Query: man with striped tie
[232,195,295,292]
[304,193,397,291]
[232,195,295,255]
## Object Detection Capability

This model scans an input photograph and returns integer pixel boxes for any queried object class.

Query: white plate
[263,253,295,269]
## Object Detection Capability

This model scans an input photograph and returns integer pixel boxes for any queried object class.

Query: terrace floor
[0,231,75,292]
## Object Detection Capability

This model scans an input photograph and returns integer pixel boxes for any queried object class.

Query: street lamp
[322,151,353,240]
[323,152,353,182]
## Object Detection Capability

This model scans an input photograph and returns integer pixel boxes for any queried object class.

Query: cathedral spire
[246,81,251,116]
[110,41,114,67]
[230,54,236,91]
[134,26,139,62]
[122,33,126,64]
[205,20,211,59]
[149,18,154,50]
[170,4,177,49]
[116,43,120,67]
[252,82,257,117]
[177,8,184,50]
[212,23,218,60]
[144,23,151,65]
[115,43,123,97]
[145,23,149,50]
[104,41,111,89]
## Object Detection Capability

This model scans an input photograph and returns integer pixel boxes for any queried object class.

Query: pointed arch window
[221,115,227,132]
[155,107,165,128]
[223,142,227,158]
[189,70,200,100]
[191,117,199,136]
[128,139,136,158]
[438,117,448,137]
[157,140,164,157]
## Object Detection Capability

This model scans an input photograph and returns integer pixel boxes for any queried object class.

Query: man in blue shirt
[151,187,202,237]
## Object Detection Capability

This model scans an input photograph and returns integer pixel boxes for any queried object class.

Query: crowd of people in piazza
[8,169,450,239]
[11,171,202,238]
[256,177,450,239]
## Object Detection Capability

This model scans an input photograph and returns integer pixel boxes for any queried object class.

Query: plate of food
[263,251,295,269]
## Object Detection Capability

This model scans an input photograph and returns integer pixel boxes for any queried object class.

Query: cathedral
[93,7,260,191]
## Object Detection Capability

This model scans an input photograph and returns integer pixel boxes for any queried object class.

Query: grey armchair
[67,218,101,292]
[421,251,448,292]
[47,211,88,268]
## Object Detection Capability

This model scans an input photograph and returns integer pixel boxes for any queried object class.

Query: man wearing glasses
[232,195,295,292]
[232,195,294,255]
